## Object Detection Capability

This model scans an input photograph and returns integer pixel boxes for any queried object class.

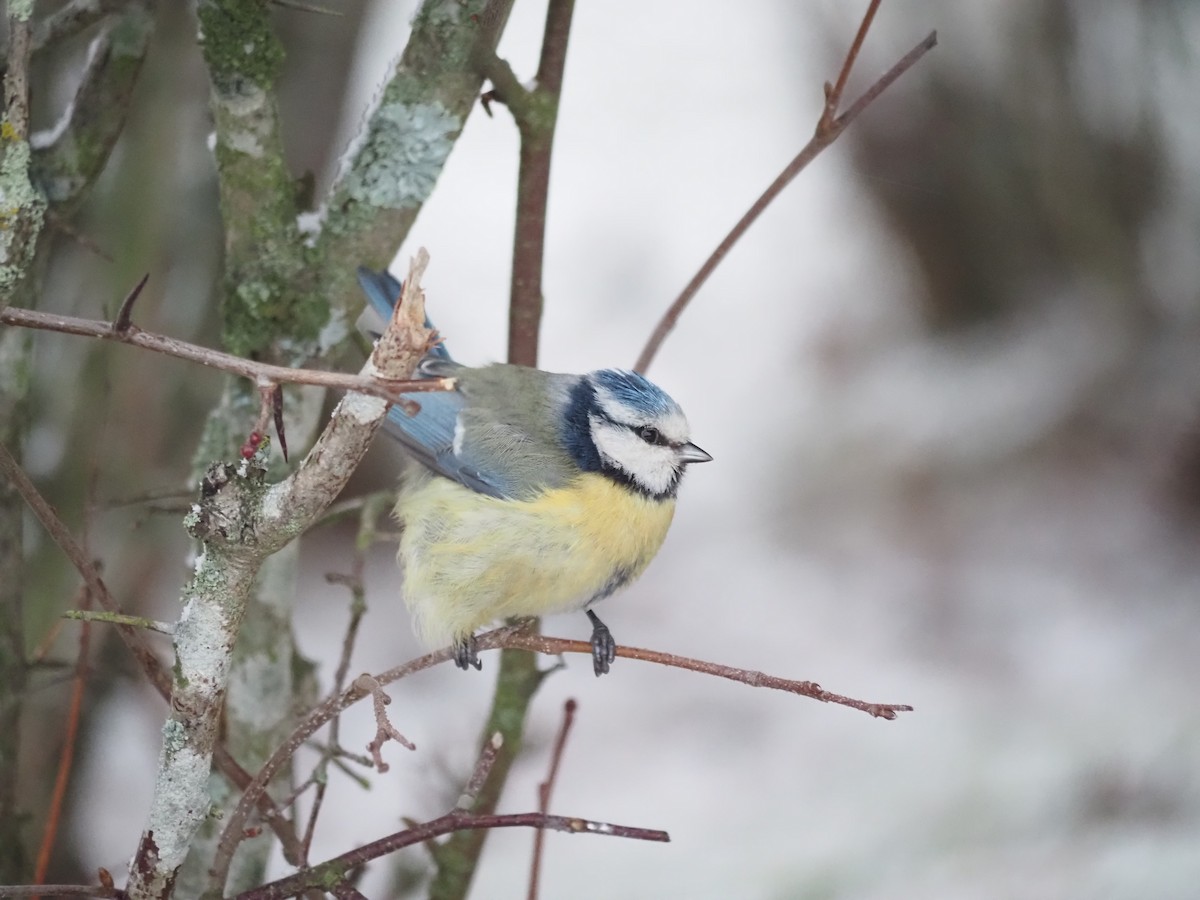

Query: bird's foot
[453,634,482,671]
[586,609,616,677]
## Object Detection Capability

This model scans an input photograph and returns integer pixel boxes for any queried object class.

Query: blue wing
[356,267,510,498]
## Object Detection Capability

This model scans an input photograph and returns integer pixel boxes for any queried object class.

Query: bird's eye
[638,426,663,445]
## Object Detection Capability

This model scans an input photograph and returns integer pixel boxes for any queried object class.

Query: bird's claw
[586,610,616,677]
[454,635,482,671]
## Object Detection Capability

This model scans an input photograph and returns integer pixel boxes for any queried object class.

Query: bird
[357,267,711,676]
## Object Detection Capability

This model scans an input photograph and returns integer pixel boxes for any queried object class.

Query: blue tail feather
[354,267,450,360]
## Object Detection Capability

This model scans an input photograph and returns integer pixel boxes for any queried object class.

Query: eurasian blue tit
[357,268,711,676]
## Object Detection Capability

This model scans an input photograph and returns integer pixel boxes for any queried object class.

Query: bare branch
[4,13,32,136]
[213,615,908,893]
[502,632,913,720]
[236,809,668,900]
[34,584,92,885]
[31,0,126,53]
[506,0,575,367]
[0,304,455,410]
[0,443,171,700]
[0,884,116,899]
[357,674,416,774]
[61,610,174,635]
[820,0,882,130]
[457,732,504,811]
[301,494,387,861]
[208,624,530,884]
[30,5,154,209]
[528,699,577,900]
[634,21,938,373]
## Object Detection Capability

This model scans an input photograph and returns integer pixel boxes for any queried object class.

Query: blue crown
[590,369,680,418]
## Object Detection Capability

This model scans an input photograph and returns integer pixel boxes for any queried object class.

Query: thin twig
[0,885,117,899]
[0,443,171,700]
[112,273,148,333]
[821,0,882,128]
[61,610,174,635]
[528,699,577,900]
[209,624,529,882]
[301,495,383,861]
[357,674,416,773]
[0,305,455,407]
[457,732,504,811]
[214,617,909,886]
[34,584,92,886]
[0,443,312,876]
[236,810,668,900]
[633,21,938,373]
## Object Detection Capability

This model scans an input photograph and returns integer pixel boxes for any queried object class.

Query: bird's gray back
[451,365,581,499]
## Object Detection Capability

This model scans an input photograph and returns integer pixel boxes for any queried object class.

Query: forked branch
[634,4,937,373]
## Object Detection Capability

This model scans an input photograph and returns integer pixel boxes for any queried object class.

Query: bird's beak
[677,442,713,464]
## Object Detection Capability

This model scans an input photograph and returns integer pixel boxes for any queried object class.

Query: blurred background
[18,0,1200,897]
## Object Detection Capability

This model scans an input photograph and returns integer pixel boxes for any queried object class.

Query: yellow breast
[395,472,677,647]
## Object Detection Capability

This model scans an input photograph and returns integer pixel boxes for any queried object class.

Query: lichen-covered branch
[31,0,127,52]
[1,6,45,302]
[315,0,514,312]
[124,253,435,900]
[0,3,40,878]
[196,0,320,363]
[185,3,517,889]
[30,3,154,212]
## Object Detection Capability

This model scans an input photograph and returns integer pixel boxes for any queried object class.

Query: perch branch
[214,619,910,883]
[502,633,913,720]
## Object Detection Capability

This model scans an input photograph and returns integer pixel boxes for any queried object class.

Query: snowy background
[35,1,1200,898]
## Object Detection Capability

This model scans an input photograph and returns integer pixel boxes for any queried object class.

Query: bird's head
[562,369,711,500]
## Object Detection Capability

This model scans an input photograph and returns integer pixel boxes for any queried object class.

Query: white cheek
[590,420,678,495]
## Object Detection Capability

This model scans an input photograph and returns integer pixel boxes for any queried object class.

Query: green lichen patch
[343,102,461,210]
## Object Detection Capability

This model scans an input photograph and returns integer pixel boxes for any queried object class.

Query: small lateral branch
[235,810,667,900]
